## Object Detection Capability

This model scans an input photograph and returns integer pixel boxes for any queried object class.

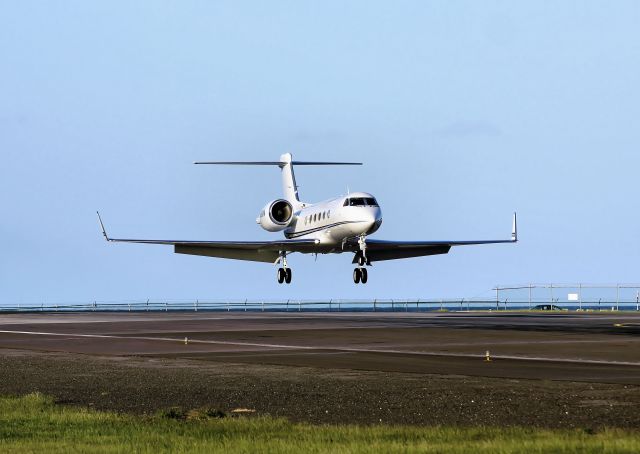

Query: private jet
[98,153,517,284]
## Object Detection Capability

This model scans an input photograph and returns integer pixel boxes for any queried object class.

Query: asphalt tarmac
[1,311,639,426]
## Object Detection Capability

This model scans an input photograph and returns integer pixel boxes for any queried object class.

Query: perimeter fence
[2,284,640,313]
[495,283,640,311]
[0,299,503,313]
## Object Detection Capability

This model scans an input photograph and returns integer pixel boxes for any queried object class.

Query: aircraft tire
[353,268,361,284]
[285,268,292,284]
[277,268,285,284]
[360,267,368,284]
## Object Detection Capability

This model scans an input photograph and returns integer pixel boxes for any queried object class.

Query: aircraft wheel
[285,268,292,284]
[360,267,368,284]
[277,268,285,284]
[353,268,361,284]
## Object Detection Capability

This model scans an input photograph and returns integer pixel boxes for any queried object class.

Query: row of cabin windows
[304,210,330,226]
[344,197,378,207]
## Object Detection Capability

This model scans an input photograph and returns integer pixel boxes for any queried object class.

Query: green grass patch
[1,393,639,453]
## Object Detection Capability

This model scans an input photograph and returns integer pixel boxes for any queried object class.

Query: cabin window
[327,210,330,218]
[313,214,317,222]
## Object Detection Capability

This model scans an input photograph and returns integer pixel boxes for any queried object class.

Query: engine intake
[257,199,294,232]
[270,200,293,224]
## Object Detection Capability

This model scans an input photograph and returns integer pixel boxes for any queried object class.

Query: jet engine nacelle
[256,199,294,232]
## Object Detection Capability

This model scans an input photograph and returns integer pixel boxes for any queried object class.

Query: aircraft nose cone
[365,208,382,235]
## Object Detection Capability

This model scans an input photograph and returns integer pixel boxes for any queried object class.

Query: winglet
[96,211,110,241]
[511,212,518,242]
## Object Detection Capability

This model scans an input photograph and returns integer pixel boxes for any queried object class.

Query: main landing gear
[353,267,368,284]
[277,251,292,284]
[277,267,292,284]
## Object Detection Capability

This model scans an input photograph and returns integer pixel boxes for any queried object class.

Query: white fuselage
[284,191,382,247]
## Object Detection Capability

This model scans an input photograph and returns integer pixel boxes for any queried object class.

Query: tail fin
[279,153,299,203]
[194,154,362,204]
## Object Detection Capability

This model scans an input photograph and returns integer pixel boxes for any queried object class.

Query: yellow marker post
[485,350,492,362]
[184,337,189,345]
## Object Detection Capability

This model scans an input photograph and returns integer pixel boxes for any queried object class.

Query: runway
[1,311,639,384]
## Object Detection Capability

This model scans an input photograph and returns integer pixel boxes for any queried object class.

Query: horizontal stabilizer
[194,161,362,166]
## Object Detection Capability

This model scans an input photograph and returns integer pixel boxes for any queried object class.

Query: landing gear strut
[277,252,292,284]
[353,235,370,284]
[355,252,371,267]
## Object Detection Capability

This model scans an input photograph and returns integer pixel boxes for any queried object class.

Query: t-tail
[194,153,362,207]
[279,153,299,204]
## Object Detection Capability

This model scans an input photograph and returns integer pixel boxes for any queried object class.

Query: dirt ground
[1,348,639,428]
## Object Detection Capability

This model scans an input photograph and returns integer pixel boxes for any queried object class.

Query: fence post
[146,299,149,312]
[195,299,198,312]
[528,284,532,310]
[374,299,377,312]
[616,284,620,311]
[391,299,394,311]
[578,284,582,311]
[299,300,301,312]
[165,301,168,312]
[262,301,264,312]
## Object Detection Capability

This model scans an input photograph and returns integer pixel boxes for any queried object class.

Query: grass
[1,394,639,453]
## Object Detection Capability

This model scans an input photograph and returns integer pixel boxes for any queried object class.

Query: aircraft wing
[352,213,518,263]
[97,212,319,263]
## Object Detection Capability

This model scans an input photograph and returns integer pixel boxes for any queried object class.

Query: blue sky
[1,1,639,305]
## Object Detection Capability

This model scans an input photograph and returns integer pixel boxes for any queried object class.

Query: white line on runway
[0,330,319,350]
[1,329,640,367]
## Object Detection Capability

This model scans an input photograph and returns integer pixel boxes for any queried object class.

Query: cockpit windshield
[344,197,378,207]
